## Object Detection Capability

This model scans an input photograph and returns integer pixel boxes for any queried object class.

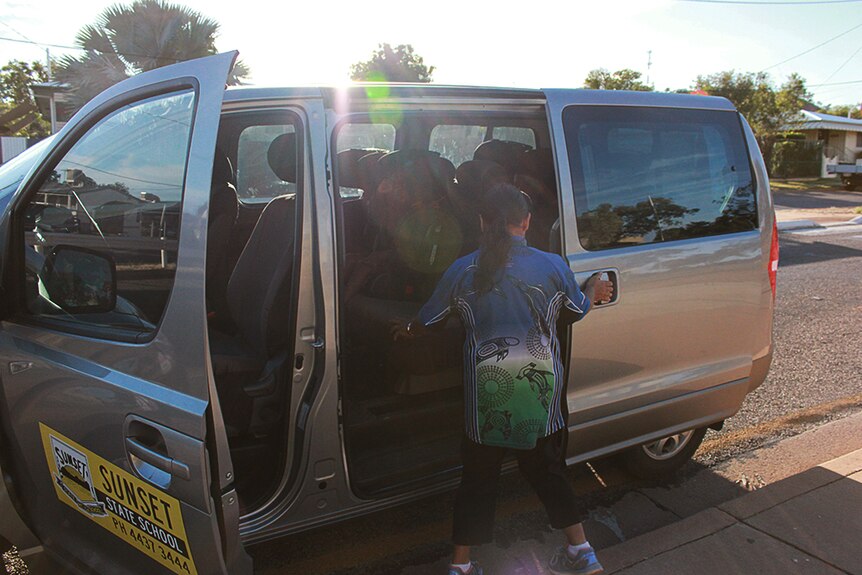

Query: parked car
[0,51,777,575]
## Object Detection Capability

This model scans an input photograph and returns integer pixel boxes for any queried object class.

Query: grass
[770,177,844,191]
[855,206,862,214]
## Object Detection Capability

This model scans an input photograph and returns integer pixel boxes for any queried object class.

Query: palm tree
[57,0,249,111]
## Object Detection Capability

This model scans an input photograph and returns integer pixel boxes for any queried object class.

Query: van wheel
[622,427,707,480]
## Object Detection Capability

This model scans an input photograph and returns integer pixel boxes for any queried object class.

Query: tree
[56,0,249,111]
[350,44,434,83]
[694,71,811,168]
[0,60,50,137]
[584,68,652,91]
[822,103,862,120]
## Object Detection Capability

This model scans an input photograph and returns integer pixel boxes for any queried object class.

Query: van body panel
[0,53,251,575]
[567,377,750,464]
[543,89,773,459]
[740,115,777,365]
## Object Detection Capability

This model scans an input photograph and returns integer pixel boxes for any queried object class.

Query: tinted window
[236,123,297,202]
[491,126,536,148]
[335,122,396,199]
[22,90,196,336]
[563,106,756,251]
[430,124,487,167]
[337,123,395,152]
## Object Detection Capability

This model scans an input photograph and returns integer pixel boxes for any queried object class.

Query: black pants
[452,430,585,546]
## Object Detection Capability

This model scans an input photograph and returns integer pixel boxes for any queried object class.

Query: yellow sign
[39,423,198,575]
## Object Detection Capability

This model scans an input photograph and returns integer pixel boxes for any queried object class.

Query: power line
[0,34,184,63]
[808,79,862,86]
[0,19,37,44]
[820,44,862,85]
[679,0,862,4]
[761,20,862,70]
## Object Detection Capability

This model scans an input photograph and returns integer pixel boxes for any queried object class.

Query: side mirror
[43,246,116,313]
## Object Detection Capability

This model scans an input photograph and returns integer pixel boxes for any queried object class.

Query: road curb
[776,219,820,231]
[597,419,862,574]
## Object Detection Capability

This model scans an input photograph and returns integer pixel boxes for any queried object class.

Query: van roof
[223,85,737,111]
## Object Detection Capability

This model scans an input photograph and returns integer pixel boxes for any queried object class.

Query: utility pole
[646,50,653,87]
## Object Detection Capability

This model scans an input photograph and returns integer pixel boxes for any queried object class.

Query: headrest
[523,148,556,189]
[267,133,298,183]
[212,148,234,185]
[338,148,386,190]
[357,150,387,192]
[473,140,533,175]
[377,149,441,174]
[455,160,510,199]
[377,150,456,202]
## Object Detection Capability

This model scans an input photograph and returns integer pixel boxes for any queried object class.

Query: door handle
[574,268,620,307]
[125,437,190,481]
[124,417,193,487]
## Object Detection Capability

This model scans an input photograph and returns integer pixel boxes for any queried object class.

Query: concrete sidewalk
[401,412,862,575]
[598,448,862,574]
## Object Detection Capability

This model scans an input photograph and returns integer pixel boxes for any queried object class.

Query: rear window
[429,124,487,167]
[337,123,396,152]
[563,106,756,251]
[491,126,536,148]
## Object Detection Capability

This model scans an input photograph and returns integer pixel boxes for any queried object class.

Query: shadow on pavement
[603,460,862,574]
[773,189,862,210]
[777,235,862,268]
[248,456,754,575]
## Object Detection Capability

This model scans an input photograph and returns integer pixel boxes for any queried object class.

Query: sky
[0,0,860,107]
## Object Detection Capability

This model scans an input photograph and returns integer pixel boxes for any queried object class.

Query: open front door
[0,52,251,574]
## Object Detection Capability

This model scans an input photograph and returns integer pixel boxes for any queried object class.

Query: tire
[622,427,708,480]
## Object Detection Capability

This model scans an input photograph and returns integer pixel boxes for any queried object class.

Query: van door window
[563,106,757,251]
[20,90,195,337]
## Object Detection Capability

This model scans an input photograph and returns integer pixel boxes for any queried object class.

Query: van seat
[472,139,532,176]
[515,148,558,251]
[339,149,387,256]
[345,150,465,394]
[210,133,299,438]
[207,150,239,322]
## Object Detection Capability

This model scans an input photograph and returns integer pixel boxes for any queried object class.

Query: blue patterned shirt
[418,236,591,449]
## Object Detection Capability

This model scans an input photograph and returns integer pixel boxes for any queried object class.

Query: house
[790,110,862,178]
[30,81,74,134]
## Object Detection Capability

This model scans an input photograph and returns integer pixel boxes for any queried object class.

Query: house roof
[793,110,862,133]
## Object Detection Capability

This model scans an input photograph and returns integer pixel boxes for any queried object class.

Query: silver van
[0,52,777,574]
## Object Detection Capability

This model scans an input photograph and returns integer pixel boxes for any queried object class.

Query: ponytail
[474,184,532,293]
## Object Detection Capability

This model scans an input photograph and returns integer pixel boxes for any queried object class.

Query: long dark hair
[474,184,532,293]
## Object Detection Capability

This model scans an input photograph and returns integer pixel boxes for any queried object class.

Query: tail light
[769,219,779,299]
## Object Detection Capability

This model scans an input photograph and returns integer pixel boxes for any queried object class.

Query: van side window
[21,90,196,337]
[491,126,536,148]
[563,106,757,251]
[337,123,396,153]
[335,122,396,198]
[430,124,488,167]
[236,124,297,202]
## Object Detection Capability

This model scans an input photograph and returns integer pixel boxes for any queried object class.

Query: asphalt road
[249,226,862,575]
